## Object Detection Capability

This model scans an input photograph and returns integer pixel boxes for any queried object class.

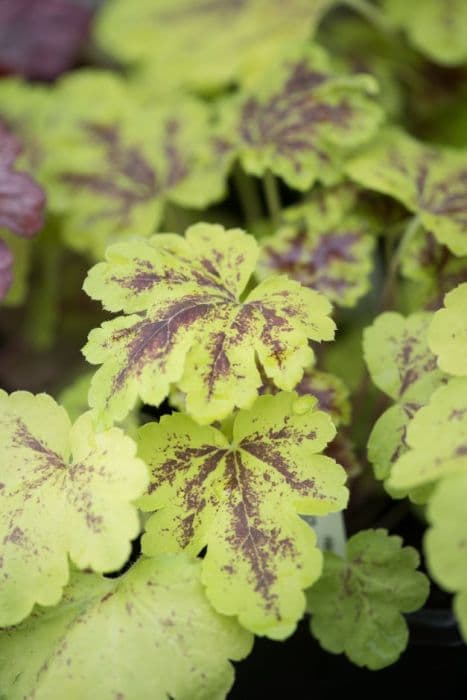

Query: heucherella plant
[4,0,467,696]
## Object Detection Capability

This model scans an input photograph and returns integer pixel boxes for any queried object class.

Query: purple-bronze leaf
[0,0,94,81]
[0,121,45,237]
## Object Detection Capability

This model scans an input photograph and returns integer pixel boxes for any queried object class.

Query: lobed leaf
[0,553,252,700]
[384,0,467,66]
[95,0,335,92]
[221,43,382,190]
[388,377,467,493]
[83,223,335,425]
[138,391,348,638]
[429,282,467,376]
[258,194,375,307]
[347,128,467,256]
[425,473,467,642]
[307,529,429,669]
[0,391,148,626]
[46,72,231,258]
[364,312,445,488]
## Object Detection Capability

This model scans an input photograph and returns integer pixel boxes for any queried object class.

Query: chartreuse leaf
[83,223,335,426]
[58,371,140,439]
[257,189,375,307]
[47,71,231,258]
[429,283,467,376]
[347,128,467,256]
[221,43,382,190]
[0,390,148,627]
[384,0,467,66]
[307,529,429,670]
[0,553,253,700]
[138,392,348,638]
[95,0,335,92]
[388,378,467,494]
[425,473,467,641]
[363,313,445,495]
[171,366,351,429]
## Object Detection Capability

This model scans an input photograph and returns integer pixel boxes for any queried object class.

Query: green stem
[262,170,281,228]
[380,215,420,310]
[233,164,263,228]
[341,0,396,35]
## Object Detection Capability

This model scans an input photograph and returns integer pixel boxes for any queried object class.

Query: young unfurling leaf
[258,195,375,307]
[83,223,335,425]
[384,0,467,66]
[388,377,467,493]
[221,44,382,190]
[307,529,429,669]
[139,392,348,638]
[0,554,252,700]
[0,391,148,627]
[347,129,467,256]
[363,312,445,493]
[47,72,231,258]
[259,366,351,428]
[96,0,335,92]
[429,283,467,376]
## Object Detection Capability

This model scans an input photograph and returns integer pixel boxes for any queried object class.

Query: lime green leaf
[0,390,148,627]
[384,0,467,66]
[221,43,382,190]
[139,392,348,638]
[0,553,252,700]
[258,198,375,308]
[429,283,467,376]
[388,377,467,493]
[424,472,467,642]
[95,0,335,92]
[307,529,429,670]
[425,473,467,592]
[58,371,140,439]
[364,312,445,485]
[347,128,467,256]
[47,71,231,258]
[83,223,335,426]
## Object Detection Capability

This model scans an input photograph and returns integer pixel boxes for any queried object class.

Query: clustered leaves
[2,0,467,696]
